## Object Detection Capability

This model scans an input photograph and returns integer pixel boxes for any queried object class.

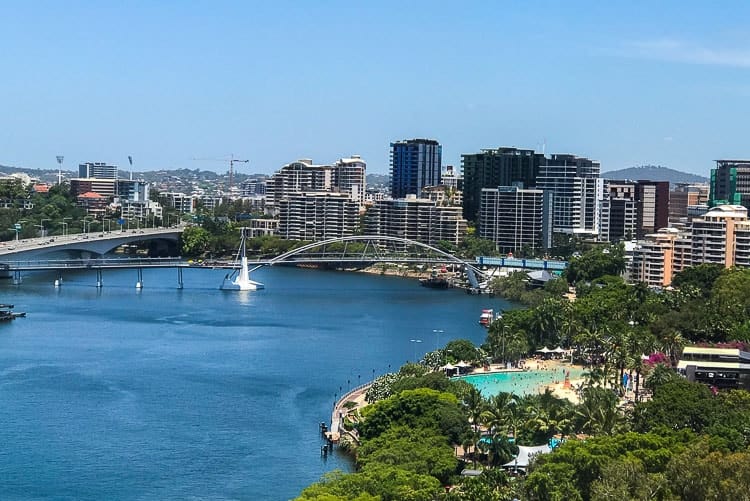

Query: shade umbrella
[537,347,551,353]
[553,347,566,354]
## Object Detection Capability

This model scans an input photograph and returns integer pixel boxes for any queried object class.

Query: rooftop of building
[391,138,440,145]
[77,191,106,199]
[702,204,748,219]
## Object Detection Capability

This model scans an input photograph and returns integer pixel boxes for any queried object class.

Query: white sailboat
[220,228,264,291]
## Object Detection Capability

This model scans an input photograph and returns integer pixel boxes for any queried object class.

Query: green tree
[590,458,668,501]
[666,440,750,501]
[358,388,470,445]
[179,225,211,257]
[575,387,625,435]
[633,379,714,434]
[525,462,583,501]
[671,263,723,295]
[565,245,626,284]
[295,465,443,501]
[357,426,459,484]
[444,339,479,363]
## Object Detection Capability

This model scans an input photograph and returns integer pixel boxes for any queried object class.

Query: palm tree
[481,392,519,438]
[624,328,657,401]
[644,363,679,396]
[659,329,686,367]
[485,431,515,468]
[575,386,624,435]
[463,386,486,432]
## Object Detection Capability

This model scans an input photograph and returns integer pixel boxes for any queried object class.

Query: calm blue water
[0,266,511,500]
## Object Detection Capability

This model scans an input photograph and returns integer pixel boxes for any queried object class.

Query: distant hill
[0,164,67,184]
[366,173,389,189]
[603,165,708,185]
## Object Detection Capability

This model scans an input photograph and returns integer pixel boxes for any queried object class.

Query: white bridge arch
[250,235,486,279]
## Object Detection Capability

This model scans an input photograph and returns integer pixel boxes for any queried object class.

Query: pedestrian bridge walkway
[475,256,568,271]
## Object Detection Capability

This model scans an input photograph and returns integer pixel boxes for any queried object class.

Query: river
[0,266,513,500]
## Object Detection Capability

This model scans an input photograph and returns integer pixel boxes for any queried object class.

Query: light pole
[37,218,50,238]
[63,217,72,237]
[433,329,444,350]
[83,217,93,236]
[56,155,64,185]
[410,339,422,362]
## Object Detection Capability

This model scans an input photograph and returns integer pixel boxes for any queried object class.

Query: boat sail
[220,228,265,291]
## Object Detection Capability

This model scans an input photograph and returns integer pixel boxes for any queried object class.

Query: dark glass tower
[390,139,442,199]
[461,147,544,222]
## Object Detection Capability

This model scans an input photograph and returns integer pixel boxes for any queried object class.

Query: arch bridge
[246,235,488,285]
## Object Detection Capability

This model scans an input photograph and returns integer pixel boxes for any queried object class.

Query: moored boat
[479,309,494,326]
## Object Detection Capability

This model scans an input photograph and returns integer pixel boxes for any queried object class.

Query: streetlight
[37,218,50,238]
[83,217,94,236]
[63,217,72,237]
[410,339,422,362]
[433,329,444,350]
[56,155,64,185]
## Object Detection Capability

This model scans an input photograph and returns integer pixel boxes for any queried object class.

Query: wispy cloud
[622,39,750,68]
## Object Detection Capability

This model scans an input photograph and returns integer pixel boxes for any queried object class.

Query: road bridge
[0,227,182,260]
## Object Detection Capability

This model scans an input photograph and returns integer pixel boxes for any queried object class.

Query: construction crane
[193,155,249,193]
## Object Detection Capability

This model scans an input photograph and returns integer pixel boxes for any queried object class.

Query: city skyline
[2,2,748,175]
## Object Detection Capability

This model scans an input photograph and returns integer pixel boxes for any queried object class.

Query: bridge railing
[0,257,189,270]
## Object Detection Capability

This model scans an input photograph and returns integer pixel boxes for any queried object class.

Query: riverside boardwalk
[327,383,371,443]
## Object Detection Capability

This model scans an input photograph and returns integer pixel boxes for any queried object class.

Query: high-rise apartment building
[670,183,710,222]
[390,139,442,199]
[478,186,553,254]
[461,147,544,221]
[240,179,267,197]
[599,181,638,242]
[332,155,367,207]
[629,205,750,286]
[691,205,749,268]
[636,181,670,237]
[440,165,463,191]
[266,156,366,215]
[630,228,691,287]
[277,192,359,241]
[79,162,118,179]
[365,196,467,246]
[709,160,750,208]
[536,154,603,235]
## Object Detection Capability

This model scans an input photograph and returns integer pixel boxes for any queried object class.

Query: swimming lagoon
[459,366,584,396]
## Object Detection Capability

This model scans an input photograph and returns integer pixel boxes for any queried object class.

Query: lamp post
[63,217,72,237]
[37,218,50,238]
[433,329,444,350]
[56,155,64,185]
[83,217,94,236]
[410,339,422,362]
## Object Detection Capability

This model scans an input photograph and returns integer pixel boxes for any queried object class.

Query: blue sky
[1,1,749,176]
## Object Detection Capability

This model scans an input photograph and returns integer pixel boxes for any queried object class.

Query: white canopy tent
[501,444,552,471]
